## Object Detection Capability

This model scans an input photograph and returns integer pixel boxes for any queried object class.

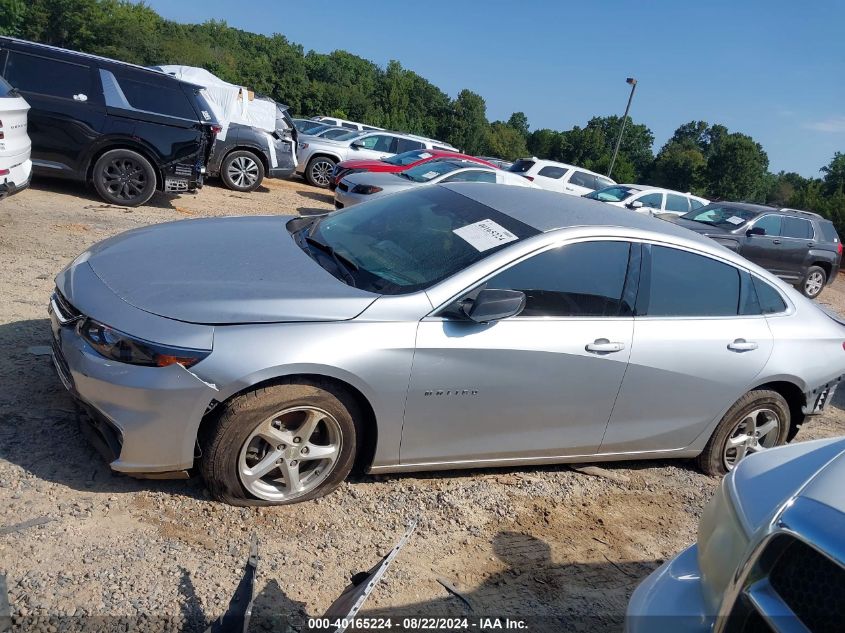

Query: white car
[586,184,710,216]
[297,131,457,188]
[311,116,383,132]
[334,158,536,208]
[0,75,31,199]
[508,158,615,196]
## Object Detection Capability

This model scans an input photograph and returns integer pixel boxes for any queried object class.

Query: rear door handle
[772,239,781,245]
[728,338,758,352]
[586,338,626,353]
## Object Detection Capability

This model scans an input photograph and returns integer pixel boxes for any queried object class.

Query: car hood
[663,216,733,236]
[69,216,378,324]
[339,159,399,172]
[343,171,418,192]
[729,437,845,531]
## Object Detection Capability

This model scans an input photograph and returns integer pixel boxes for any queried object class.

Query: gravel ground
[1,176,843,632]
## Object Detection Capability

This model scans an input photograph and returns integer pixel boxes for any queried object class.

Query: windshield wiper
[304,235,359,286]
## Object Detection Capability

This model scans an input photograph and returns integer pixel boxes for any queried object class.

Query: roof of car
[703,202,824,220]
[441,183,713,242]
[616,184,707,199]
[518,157,609,178]
[0,37,204,89]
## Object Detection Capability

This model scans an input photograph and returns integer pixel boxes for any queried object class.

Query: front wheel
[199,380,360,506]
[305,156,336,188]
[696,389,790,476]
[92,149,157,207]
[800,266,827,299]
[221,150,265,192]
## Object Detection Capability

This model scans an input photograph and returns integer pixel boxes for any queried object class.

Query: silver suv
[297,131,457,187]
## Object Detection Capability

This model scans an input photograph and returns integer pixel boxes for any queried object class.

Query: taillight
[523,175,534,181]
[838,242,842,257]
[210,124,223,135]
[0,120,4,140]
[0,169,8,176]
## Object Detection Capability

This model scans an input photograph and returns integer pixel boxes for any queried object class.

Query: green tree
[484,122,528,161]
[821,152,845,196]
[506,111,530,138]
[705,133,769,201]
[447,89,488,154]
[650,140,707,194]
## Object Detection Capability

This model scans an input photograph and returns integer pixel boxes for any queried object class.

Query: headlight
[351,184,383,195]
[78,319,210,368]
[697,476,751,611]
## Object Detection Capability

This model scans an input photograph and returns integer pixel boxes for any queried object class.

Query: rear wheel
[305,156,336,188]
[696,389,790,476]
[221,150,264,192]
[92,149,157,207]
[800,266,826,299]
[199,380,360,506]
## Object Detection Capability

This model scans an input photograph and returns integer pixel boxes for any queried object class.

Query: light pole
[607,77,637,179]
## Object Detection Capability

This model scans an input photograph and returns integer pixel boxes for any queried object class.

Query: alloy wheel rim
[227,156,259,188]
[805,271,824,297]
[238,406,342,501]
[311,160,333,186]
[101,158,147,201]
[723,408,780,470]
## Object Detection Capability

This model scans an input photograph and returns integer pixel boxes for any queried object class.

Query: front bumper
[48,296,217,476]
[0,157,32,200]
[625,545,713,633]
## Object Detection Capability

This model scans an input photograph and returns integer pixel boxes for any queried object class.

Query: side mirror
[350,140,365,150]
[627,200,644,210]
[460,289,526,323]
[746,227,765,236]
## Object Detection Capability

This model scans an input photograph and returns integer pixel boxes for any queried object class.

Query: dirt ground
[1,176,843,632]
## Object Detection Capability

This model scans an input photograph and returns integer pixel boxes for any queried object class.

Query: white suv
[0,75,31,199]
[585,184,709,216]
[508,158,615,196]
[297,131,457,188]
[311,116,383,132]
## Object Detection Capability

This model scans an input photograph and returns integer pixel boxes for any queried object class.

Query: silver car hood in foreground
[72,216,377,324]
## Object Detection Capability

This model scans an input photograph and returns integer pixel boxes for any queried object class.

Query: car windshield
[304,187,540,294]
[585,186,640,202]
[508,159,535,173]
[681,205,759,229]
[399,161,465,183]
[321,129,359,141]
[302,123,331,135]
[382,150,435,166]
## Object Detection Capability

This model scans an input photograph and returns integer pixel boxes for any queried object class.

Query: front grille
[54,289,82,321]
[769,538,845,632]
[50,336,74,391]
[173,163,193,177]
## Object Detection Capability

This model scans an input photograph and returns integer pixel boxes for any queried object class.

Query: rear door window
[395,137,425,153]
[4,51,92,101]
[643,246,740,317]
[636,192,663,209]
[442,170,496,183]
[569,171,598,189]
[665,194,690,213]
[781,216,814,239]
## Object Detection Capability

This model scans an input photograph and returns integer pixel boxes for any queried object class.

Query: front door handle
[586,338,626,353]
[772,239,782,245]
[728,338,758,352]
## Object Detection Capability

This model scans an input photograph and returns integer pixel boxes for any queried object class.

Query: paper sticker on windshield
[421,171,439,180]
[453,220,518,252]
[418,152,432,159]
[725,216,745,225]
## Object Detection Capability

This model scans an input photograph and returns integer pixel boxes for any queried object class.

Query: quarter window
[110,71,197,119]
[484,241,632,317]
[537,165,567,179]
[781,217,813,239]
[665,194,690,213]
[752,277,787,314]
[4,51,91,100]
[644,246,740,317]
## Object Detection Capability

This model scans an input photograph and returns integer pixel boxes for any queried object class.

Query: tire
[696,389,790,476]
[799,265,827,299]
[220,150,265,192]
[92,149,157,207]
[305,155,336,188]
[199,379,361,506]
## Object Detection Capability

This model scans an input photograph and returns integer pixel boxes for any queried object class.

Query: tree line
[1,0,843,234]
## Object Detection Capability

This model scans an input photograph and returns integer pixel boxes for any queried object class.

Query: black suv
[0,37,219,206]
[668,202,841,298]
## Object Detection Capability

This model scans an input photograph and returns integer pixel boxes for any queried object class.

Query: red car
[330,149,496,190]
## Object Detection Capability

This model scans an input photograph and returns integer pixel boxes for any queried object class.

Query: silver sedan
[49,184,845,505]
[333,158,535,208]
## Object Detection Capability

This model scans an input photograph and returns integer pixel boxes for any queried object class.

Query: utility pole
[607,77,637,179]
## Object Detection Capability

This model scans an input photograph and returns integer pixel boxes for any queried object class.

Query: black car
[667,202,841,298]
[0,37,219,206]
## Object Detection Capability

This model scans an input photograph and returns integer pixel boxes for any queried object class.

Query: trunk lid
[81,216,378,324]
